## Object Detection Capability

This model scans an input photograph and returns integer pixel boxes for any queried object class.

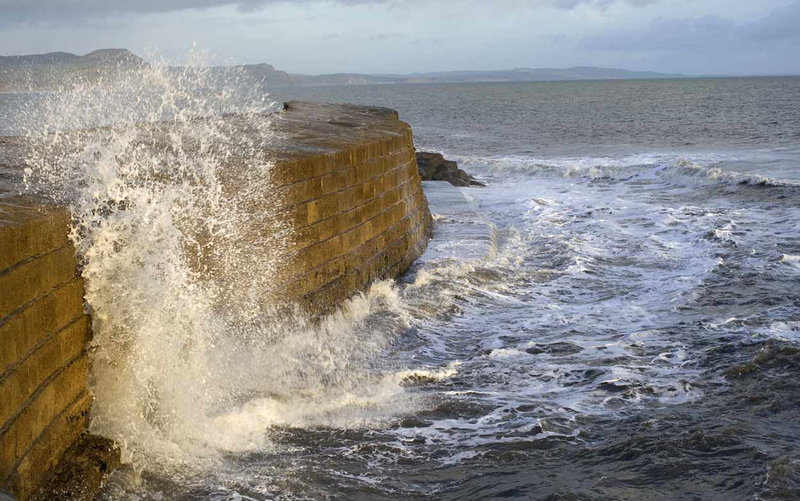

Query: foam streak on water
[177,148,796,500]
[380,152,800,499]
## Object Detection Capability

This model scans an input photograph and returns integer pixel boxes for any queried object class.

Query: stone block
[0,246,79,322]
[0,202,71,272]
[0,279,85,377]
[0,315,90,429]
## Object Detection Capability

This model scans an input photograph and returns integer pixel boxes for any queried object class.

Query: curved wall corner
[272,102,431,312]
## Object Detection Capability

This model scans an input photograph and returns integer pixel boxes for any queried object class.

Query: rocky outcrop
[416,152,485,187]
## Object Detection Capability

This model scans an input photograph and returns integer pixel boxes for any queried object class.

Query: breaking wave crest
[454,152,795,187]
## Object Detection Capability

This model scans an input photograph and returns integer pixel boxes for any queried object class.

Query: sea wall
[0,102,431,498]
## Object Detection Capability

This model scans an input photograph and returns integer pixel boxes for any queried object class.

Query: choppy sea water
[266,79,800,500]
[4,76,800,500]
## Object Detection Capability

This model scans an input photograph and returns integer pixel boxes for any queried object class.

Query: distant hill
[231,63,296,86]
[222,64,403,87]
[0,48,684,92]
[0,49,146,92]
[238,64,683,87]
[0,51,84,66]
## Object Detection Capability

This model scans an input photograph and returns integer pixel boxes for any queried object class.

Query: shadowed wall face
[0,201,92,500]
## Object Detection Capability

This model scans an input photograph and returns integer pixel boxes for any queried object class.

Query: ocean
[4,76,800,499]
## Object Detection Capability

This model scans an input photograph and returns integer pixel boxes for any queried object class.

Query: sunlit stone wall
[0,101,431,498]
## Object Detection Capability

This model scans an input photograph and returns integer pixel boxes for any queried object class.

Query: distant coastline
[2,48,800,93]
[0,48,688,92]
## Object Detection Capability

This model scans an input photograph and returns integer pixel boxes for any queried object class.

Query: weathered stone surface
[0,315,90,428]
[0,280,85,377]
[30,434,120,501]
[1,358,89,498]
[0,200,88,500]
[416,151,485,187]
[9,390,93,500]
[0,246,79,321]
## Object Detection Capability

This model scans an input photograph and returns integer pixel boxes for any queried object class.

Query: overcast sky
[1,0,799,75]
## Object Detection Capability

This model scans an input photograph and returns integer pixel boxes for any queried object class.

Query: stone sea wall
[0,102,431,498]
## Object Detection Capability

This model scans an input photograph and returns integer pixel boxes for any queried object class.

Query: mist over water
[4,75,800,498]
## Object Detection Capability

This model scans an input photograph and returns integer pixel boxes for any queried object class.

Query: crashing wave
[450,152,794,188]
[15,51,421,472]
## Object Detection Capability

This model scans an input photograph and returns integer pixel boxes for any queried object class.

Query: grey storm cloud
[745,0,800,41]
[582,1,800,51]
[0,0,656,23]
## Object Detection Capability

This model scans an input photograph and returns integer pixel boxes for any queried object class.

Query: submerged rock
[761,456,800,500]
[416,151,485,187]
[525,342,584,355]
[723,339,800,379]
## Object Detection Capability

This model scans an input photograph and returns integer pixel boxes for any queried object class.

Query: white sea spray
[17,52,420,473]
